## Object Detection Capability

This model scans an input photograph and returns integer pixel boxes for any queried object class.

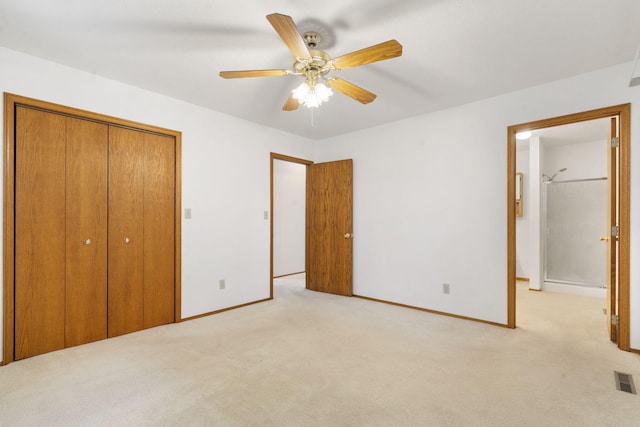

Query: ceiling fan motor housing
[303,32,321,48]
[293,49,332,85]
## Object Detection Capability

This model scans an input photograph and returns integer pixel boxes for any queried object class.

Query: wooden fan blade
[219,69,291,79]
[282,95,300,111]
[266,13,311,60]
[327,78,377,104]
[332,40,402,70]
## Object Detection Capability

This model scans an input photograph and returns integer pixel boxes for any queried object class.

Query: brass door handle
[123,237,131,244]
[344,233,353,239]
[83,238,91,245]
[600,236,609,242]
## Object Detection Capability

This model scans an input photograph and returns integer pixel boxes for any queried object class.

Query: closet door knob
[123,237,130,244]
[83,239,91,245]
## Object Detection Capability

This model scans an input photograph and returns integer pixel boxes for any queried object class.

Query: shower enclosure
[544,177,608,288]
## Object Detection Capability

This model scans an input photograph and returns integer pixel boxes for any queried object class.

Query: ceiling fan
[219,13,403,110]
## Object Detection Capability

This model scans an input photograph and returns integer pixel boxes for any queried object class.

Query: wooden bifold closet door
[108,127,175,337]
[65,115,109,348]
[14,106,175,360]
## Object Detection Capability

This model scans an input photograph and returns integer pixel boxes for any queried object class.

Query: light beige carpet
[0,276,638,426]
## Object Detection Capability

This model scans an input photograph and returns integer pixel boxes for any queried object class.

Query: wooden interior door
[15,107,67,360]
[65,117,109,347]
[143,133,176,328]
[306,159,353,296]
[108,126,145,337]
[606,117,619,342]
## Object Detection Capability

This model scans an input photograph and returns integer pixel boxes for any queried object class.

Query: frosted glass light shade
[292,82,333,108]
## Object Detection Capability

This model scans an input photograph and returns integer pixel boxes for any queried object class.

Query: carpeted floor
[0,276,638,426]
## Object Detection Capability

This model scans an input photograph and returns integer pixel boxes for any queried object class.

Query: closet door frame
[2,93,183,365]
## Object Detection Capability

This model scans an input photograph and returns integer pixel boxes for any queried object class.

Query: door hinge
[612,314,619,326]
[611,137,620,148]
[612,225,620,238]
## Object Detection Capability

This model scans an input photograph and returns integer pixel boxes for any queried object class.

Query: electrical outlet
[443,283,450,294]
[219,279,226,290]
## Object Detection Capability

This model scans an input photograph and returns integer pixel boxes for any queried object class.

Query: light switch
[264,211,269,220]
[185,208,192,219]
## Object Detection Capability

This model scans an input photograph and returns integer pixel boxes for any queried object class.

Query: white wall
[315,62,640,349]
[544,139,607,180]
[273,160,306,276]
[0,47,314,361]
[3,47,640,357]
[528,137,545,291]
[315,104,510,323]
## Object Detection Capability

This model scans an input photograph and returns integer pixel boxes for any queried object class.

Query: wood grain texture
[617,104,631,351]
[332,40,402,70]
[65,117,108,347]
[108,126,145,337]
[4,93,183,364]
[327,78,377,104]
[506,128,516,328]
[173,133,182,323]
[266,13,311,60]
[282,95,300,111]
[143,132,175,329]
[4,93,181,137]
[220,69,290,79]
[15,107,66,360]
[606,117,618,343]
[306,159,353,296]
[3,94,16,364]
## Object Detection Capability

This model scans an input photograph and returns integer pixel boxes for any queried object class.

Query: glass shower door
[545,179,607,287]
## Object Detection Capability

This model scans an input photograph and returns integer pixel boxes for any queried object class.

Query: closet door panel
[65,117,108,347]
[143,134,176,328]
[15,107,66,360]
[108,126,145,337]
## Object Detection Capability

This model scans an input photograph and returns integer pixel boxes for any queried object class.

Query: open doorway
[515,118,611,345]
[516,118,610,295]
[507,104,630,351]
[270,153,312,298]
[270,153,354,299]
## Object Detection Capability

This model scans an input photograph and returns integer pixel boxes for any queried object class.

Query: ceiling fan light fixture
[292,81,333,108]
[220,13,403,112]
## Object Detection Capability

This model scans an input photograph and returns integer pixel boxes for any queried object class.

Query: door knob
[123,237,131,244]
[600,236,609,242]
[344,233,353,239]
[83,238,91,245]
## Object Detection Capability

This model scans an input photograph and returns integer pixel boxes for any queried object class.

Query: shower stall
[544,174,608,288]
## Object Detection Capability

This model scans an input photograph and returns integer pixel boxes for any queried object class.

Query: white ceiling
[516,117,612,151]
[1,0,639,140]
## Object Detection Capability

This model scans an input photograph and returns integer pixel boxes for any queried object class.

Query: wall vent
[614,371,637,394]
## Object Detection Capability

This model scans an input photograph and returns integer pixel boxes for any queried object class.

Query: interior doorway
[270,153,354,298]
[270,153,312,298]
[516,118,610,294]
[507,104,630,351]
[515,118,611,346]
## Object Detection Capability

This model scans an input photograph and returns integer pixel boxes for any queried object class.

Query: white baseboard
[542,281,606,298]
